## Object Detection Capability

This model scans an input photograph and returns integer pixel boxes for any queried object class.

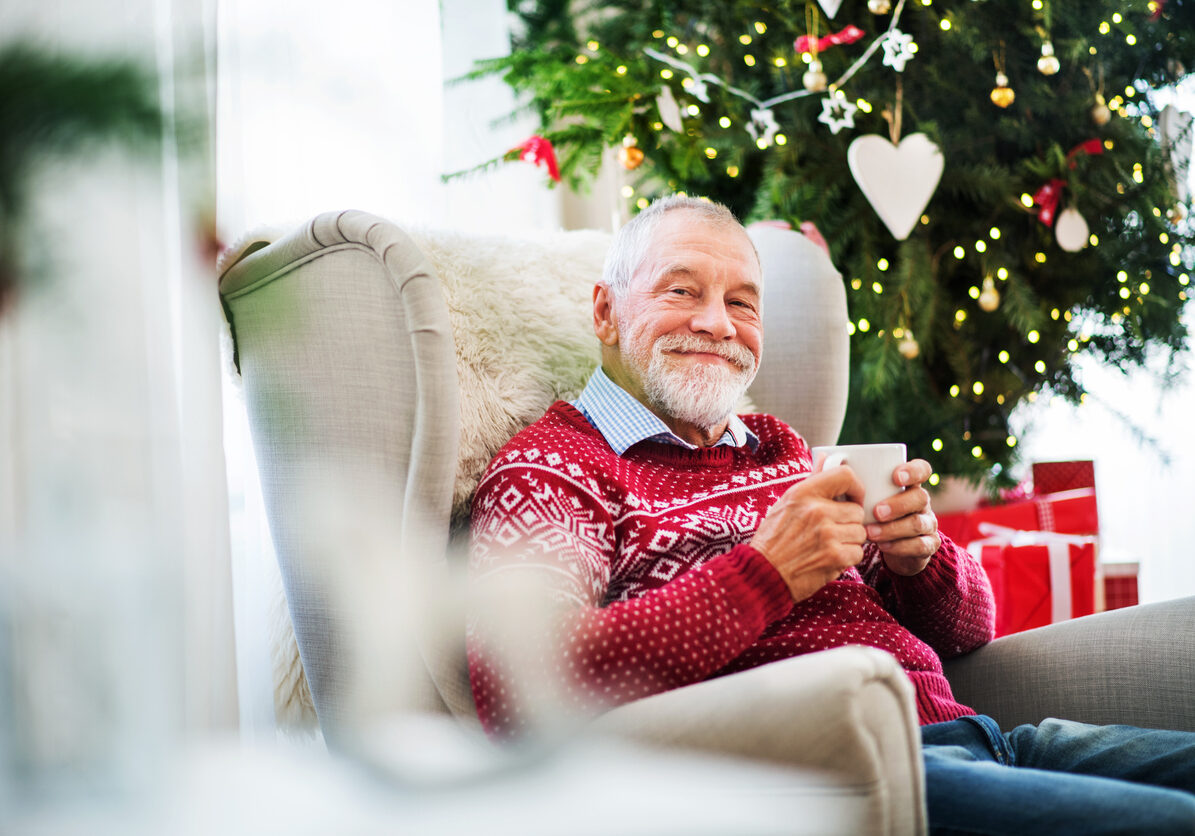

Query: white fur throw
[411,227,610,525]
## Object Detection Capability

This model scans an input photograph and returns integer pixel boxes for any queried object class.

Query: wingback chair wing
[219,210,1195,836]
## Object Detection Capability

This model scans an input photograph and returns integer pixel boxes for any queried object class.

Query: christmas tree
[462,0,1194,488]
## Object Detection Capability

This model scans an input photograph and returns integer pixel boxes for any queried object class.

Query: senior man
[467,195,1195,834]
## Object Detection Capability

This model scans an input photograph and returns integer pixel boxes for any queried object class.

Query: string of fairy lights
[575,0,1189,474]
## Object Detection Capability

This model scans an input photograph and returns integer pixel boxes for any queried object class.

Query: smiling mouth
[669,350,739,367]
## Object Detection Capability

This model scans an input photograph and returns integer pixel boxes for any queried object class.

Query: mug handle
[821,452,848,471]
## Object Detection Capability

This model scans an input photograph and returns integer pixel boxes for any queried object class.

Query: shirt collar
[571,366,759,456]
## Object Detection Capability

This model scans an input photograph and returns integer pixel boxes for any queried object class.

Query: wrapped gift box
[939,487,1099,545]
[1101,562,1140,611]
[968,527,1097,636]
[1032,460,1095,495]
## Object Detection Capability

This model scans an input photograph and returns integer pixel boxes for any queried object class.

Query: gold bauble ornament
[990,72,1015,108]
[1168,204,1189,224]
[868,0,892,13]
[978,276,1001,312]
[898,335,921,359]
[1091,94,1111,126]
[619,137,645,170]
[803,60,828,93]
[1037,42,1060,76]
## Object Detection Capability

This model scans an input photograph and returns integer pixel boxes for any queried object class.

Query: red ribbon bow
[1066,138,1104,168]
[1033,179,1066,227]
[794,24,865,55]
[1033,140,1104,226]
[511,135,561,182]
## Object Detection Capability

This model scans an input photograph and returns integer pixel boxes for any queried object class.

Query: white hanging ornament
[817,0,843,18]
[978,276,1001,312]
[656,85,684,133]
[882,29,917,72]
[1038,41,1060,76]
[869,0,892,13]
[818,95,859,135]
[803,59,828,93]
[898,333,920,359]
[746,107,781,148]
[1054,207,1090,252]
[848,133,945,240]
[683,75,711,103]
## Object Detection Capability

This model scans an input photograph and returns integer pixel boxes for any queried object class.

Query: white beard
[625,330,758,431]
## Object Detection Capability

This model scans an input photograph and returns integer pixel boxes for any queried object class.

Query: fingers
[873,485,931,524]
[892,458,933,489]
[866,510,936,545]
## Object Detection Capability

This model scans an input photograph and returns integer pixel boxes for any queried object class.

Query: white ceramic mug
[810,443,907,525]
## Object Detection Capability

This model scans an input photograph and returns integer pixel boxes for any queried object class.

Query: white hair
[600,195,756,299]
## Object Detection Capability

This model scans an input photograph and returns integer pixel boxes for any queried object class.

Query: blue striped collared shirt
[571,366,759,456]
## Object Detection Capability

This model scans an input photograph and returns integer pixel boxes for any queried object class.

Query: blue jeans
[922,715,1195,835]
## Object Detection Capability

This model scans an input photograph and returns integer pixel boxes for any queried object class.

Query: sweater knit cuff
[715,544,795,626]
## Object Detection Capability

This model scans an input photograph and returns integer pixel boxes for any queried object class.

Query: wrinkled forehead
[632,212,762,286]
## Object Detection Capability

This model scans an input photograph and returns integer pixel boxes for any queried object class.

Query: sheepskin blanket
[238,221,757,731]
[416,227,611,525]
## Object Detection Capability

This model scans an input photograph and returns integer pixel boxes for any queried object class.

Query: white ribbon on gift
[966,523,1097,623]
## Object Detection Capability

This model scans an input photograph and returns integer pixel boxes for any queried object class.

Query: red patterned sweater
[467,402,996,738]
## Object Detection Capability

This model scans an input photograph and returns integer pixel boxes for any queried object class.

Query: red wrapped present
[1101,562,1139,611]
[939,487,1098,545]
[966,525,1097,636]
[1032,460,1095,495]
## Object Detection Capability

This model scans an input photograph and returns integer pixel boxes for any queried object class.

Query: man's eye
[670,288,691,296]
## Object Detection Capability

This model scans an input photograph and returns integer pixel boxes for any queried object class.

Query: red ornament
[1033,179,1066,227]
[1031,140,1105,227]
[510,135,561,182]
[794,24,865,55]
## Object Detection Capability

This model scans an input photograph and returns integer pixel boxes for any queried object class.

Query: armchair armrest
[593,646,926,836]
[943,596,1195,732]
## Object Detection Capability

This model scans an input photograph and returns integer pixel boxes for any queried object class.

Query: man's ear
[593,283,619,346]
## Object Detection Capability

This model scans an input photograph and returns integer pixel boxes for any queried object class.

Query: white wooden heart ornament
[847,133,945,240]
[817,0,843,18]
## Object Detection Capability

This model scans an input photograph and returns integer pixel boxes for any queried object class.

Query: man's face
[605,211,763,432]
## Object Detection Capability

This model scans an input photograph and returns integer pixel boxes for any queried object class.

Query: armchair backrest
[219,210,848,737]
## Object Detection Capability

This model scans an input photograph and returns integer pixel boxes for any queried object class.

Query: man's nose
[689,299,736,340]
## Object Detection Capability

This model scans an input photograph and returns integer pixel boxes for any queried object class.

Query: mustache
[652,334,756,372]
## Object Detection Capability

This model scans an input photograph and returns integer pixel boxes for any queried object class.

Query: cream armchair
[219,210,1195,836]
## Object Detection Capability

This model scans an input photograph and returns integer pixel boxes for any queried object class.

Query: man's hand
[865,458,940,576]
[750,465,868,603]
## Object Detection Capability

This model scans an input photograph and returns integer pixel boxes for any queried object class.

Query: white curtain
[216,0,562,740]
[0,0,233,814]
